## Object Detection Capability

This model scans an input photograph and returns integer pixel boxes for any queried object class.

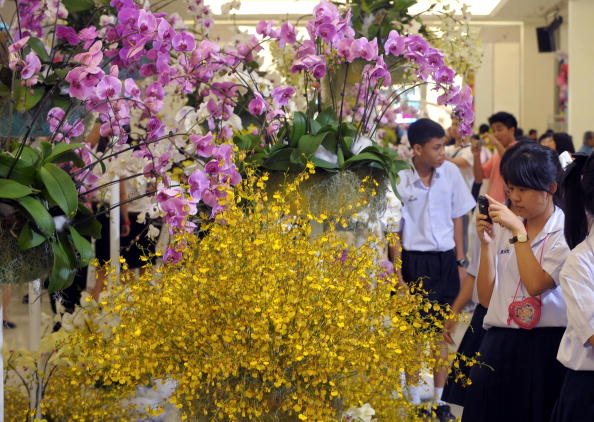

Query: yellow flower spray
[8,168,463,421]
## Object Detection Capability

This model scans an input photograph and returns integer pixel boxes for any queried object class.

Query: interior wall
[522,23,556,134]
[474,41,521,128]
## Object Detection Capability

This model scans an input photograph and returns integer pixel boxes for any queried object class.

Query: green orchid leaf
[311,157,339,171]
[262,148,303,171]
[48,239,76,293]
[0,178,35,199]
[62,0,94,12]
[27,38,51,62]
[321,131,338,155]
[16,196,55,236]
[341,122,358,138]
[14,84,44,112]
[0,179,34,199]
[233,134,260,151]
[68,226,94,266]
[290,112,307,147]
[17,146,41,166]
[290,148,304,165]
[18,222,46,250]
[296,132,330,156]
[310,120,321,135]
[43,142,84,165]
[38,163,78,218]
[337,148,345,168]
[343,151,386,166]
[0,154,35,185]
[315,108,337,127]
[72,202,102,239]
[40,142,52,160]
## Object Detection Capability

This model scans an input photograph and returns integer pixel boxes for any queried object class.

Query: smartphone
[477,195,492,224]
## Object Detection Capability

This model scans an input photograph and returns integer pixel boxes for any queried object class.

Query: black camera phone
[477,195,492,224]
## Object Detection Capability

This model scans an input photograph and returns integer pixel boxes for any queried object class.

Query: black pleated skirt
[401,249,460,305]
[550,369,594,422]
[443,304,488,406]
[461,326,566,422]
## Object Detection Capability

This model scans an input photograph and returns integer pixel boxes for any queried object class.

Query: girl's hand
[476,212,494,244]
[485,194,525,235]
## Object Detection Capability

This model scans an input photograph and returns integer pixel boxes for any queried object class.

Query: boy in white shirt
[389,118,475,420]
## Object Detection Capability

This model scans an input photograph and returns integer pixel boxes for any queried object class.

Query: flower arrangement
[222,0,474,198]
[3,293,143,421]
[60,169,453,421]
[0,0,253,287]
[425,2,483,81]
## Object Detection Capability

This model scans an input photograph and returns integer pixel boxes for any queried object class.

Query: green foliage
[0,142,99,291]
[237,108,409,195]
[336,0,430,52]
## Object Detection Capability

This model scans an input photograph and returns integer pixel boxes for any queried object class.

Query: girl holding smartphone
[462,142,570,422]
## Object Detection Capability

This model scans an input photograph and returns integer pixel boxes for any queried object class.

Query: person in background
[462,142,570,422]
[539,132,576,156]
[516,128,524,138]
[551,152,594,422]
[478,123,490,138]
[472,111,518,203]
[389,118,475,421]
[528,129,538,141]
[578,130,593,154]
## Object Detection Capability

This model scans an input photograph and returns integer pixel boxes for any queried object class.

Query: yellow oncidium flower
[6,169,478,421]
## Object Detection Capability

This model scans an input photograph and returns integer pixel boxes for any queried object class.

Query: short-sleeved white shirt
[557,230,594,371]
[380,186,402,233]
[445,144,492,191]
[397,160,476,252]
[482,206,570,329]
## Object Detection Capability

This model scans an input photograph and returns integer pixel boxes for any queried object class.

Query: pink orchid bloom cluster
[9,0,256,243]
[248,0,474,137]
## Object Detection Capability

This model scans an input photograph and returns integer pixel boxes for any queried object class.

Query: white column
[109,177,121,287]
[28,279,42,419]
[568,0,594,146]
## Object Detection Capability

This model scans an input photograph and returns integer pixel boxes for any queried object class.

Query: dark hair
[538,133,552,143]
[407,118,445,146]
[516,128,524,137]
[583,131,593,143]
[552,132,575,155]
[478,124,490,135]
[500,142,562,204]
[488,111,518,131]
[561,152,594,249]
[529,129,538,136]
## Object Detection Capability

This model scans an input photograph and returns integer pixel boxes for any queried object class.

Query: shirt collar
[407,159,443,187]
[531,206,565,245]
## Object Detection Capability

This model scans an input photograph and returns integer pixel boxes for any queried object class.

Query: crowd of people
[388,112,593,422]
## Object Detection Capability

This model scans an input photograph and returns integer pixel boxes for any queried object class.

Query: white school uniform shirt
[557,229,594,371]
[445,144,492,191]
[396,160,476,252]
[482,206,570,329]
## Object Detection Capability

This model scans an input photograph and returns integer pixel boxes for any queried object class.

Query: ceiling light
[206,0,320,15]
[408,0,503,16]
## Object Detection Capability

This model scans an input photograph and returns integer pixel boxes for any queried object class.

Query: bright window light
[206,0,320,15]
[409,0,503,16]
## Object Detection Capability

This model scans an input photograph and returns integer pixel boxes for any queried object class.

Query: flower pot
[265,169,388,222]
[0,205,52,285]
